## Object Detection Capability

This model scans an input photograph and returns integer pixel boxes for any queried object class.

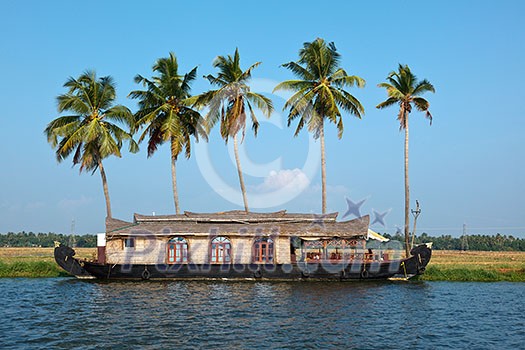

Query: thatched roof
[133,210,339,223]
[106,210,369,239]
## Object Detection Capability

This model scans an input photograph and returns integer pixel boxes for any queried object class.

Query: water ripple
[0,279,523,349]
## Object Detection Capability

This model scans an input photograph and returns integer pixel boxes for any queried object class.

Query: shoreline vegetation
[417,250,525,282]
[3,232,525,251]
[0,248,95,278]
[1,248,523,281]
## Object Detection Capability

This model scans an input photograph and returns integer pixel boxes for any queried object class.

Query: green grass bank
[0,260,69,278]
[0,247,95,278]
[418,265,525,282]
[417,250,525,282]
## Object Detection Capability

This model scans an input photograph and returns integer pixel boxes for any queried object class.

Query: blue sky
[0,0,524,237]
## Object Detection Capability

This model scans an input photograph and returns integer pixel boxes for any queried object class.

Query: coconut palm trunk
[98,159,112,219]
[320,121,327,214]
[404,111,411,257]
[233,133,249,212]
[376,64,435,258]
[171,140,181,215]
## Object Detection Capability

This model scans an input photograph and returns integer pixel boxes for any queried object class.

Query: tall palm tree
[376,64,435,257]
[195,48,273,212]
[129,52,207,214]
[274,38,365,214]
[45,70,138,218]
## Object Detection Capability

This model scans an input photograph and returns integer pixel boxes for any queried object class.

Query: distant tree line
[0,232,96,248]
[2,231,524,251]
[384,232,525,251]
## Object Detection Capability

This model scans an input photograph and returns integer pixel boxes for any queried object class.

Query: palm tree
[129,52,207,214]
[195,48,273,212]
[376,64,435,257]
[274,38,365,214]
[45,70,138,218]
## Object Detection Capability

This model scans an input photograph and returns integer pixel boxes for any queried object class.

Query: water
[0,279,523,349]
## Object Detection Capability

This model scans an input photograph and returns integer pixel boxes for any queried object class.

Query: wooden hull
[54,244,431,281]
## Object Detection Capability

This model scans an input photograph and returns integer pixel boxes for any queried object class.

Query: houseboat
[54,210,432,280]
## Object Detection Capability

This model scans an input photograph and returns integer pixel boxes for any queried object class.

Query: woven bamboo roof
[106,210,369,239]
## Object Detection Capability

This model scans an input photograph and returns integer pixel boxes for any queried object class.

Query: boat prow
[54,242,95,279]
[394,243,432,280]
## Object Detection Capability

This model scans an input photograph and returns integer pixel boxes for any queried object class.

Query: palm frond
[412,79,435,95]
[412,97,433,124]
[385,74,403,93]
[47,70,136,173]
[281,62,314,80]
[197,48,265,141]
[246,100,259,137]
[376,97,399,110]
[277,38,364,141]
[273,80,313,93]
[55,125,87,162]
[284,87,317,119]
[104,105,134,128]
[377,64,435,126]
[246,92,274,117]
[44,115,82,144]
[204,73,228,87]
[97,76,116,111]
[331,74,366,89]
[316,84,340,118]
[97,128,121,159]
[333,89,365,119]
[130,53,203,158]
[56,94,91,115]
[239,62,261,82]
[181,66,198,94]
[292,113,308,137]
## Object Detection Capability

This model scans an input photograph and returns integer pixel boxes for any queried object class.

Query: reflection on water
[0,279,524,349]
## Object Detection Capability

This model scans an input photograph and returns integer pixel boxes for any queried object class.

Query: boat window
[210,236,231,263]
[253,237,274,263]
[124,238,135,249]
[167,237,188,263]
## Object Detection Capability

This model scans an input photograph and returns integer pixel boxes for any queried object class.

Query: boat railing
[304,253,388,263]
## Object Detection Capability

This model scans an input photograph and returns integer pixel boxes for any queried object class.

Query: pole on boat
[410,200,421,249]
